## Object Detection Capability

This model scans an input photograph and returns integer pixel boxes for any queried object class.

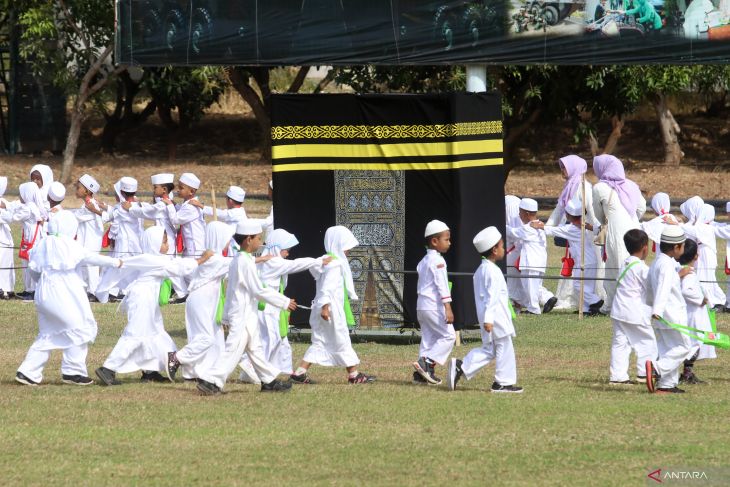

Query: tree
[18,0,123,182]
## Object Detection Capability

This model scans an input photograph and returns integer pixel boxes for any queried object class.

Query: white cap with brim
[519,198,538,212]
[424,219,449,238]
[151,173,174,185]
[48,182,66,202]
[179,173,200,190]
[565,199,582,217]
[226,186,246,203]
[473,227,502,254]
[236,219,263,236]
[120,177,138,193]
[660,225,686,245]
[79,174,100,194]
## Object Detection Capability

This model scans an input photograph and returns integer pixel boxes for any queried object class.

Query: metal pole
[466,65,487,92]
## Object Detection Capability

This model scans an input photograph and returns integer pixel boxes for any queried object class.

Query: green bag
[658,317,730,350]
[158,278,173,307]
[278,279,290,338]
[215,281,226,325]
[707,306,717,333]
[327,252,357,329]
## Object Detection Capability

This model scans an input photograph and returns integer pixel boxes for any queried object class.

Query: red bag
[101,227,111,249]
[19,223,41,261]
[222,247,229,257]
[652,241,656,253]
[176,227,184,254]
[560,248,574,277]
[514,256,521,273]
[725,256,729,276]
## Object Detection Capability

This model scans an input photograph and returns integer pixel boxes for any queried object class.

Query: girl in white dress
[0,177,16,298]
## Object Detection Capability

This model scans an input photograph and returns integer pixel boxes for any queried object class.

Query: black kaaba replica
[270,93,505,329]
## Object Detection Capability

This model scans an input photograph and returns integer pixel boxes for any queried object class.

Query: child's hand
[255,254,274,264]
[197,250,215,264]
[162,197,173,205]
[445,307,454,325]
[662,215,678,225]
[678,266,693,279]
[530,220,545,230]
[121,201,132,211]
[702,297,709,306]
[117,259,124,268]
[322,255,333,266]
[484,323,493,333]
[189,199,204,209]
[585,223,594,231]
[321,304,331,321]
[287,299,297,312]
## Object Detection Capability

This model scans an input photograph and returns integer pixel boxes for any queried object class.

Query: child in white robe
[289,225,376,385]
[538,199,602,314]
[0,177,16,298]
[29,164,54,215]
[94,226,212,385]
[646,226,694,394]
[14,182,47,299]
[447,227,523,393]
[678,239,714,384]
[166,222,234,381]
[196,220,296,395]
[166,173,205,261]
[15,211,121,386]
[508,198,557,315]
[714,202,730,310]
[199,185,247,229]
[504,195,523,307]
[47,182,66,219]
[412,220,455,385]
[641,192,678,252]
[608,229,657,384]
[73,174,106,295]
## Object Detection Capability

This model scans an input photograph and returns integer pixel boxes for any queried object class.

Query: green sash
[327,253,356,329]
[616,260,639,285]
[215,281,226,325]
[657,317,730,350]
[158,278,173,306]
[278,278,290,338]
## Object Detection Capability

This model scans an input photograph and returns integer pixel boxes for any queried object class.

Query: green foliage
[146,66,226,125]
[334,66,465,93]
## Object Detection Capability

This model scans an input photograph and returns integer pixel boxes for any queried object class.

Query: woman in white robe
[680,199,725,307]
[167,222,234,381]
[592,155,646,314]
[14,183,47,295]
[95,226,210,385]
[0,177,16,297]
[15,211,121,386]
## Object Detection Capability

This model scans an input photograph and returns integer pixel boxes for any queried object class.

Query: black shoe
[412,370,428,385]
[166,352,179,382]
[15,371,39,386]
[348,372,376,384]
[196,379,222,396]
[712,304,725,312]
[289,373,316,384]
[141,371,168,383]
[261,379,293,392]
[0,290,10,300]
[542,297,558,314]
[87,293,99,303]
[107,294,122,303]
[95,367,121,386]
[679,372,705,385]
[491,382,524,393]
[588,299,604,313]
[62,374,94,386]
[170,295,188,305]
[656,387,685,394]
[447,358,463,391]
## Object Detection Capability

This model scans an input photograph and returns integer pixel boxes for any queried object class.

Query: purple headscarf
[558,155,588,208]
[592,155,642,216]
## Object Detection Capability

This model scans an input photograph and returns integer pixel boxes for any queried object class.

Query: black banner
[270,93,505,329]
[116,0,730,65]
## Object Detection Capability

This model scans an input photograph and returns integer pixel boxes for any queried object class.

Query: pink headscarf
[592,154,642,216]
[558,155,587,208]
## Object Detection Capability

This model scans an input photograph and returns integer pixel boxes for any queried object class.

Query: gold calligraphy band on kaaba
[272,139,503,160]
[271,158,504,173]
[271,121,503,141]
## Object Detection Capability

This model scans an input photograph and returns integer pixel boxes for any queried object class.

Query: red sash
[19,223,41,260]
[725,256,729,276]
[560,247,574,277]
[176,227,184,254]
[101,227,111,248]
[652,241,656,253]
[514,256,521,272]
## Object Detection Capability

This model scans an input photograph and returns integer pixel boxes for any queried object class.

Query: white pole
[466,65,487,92]
[579,175,586,320]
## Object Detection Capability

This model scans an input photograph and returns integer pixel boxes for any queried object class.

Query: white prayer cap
[660,225,685,245]
[151,173,174,185]
[0,176,7,196]
[473,227,501,254]
[236,219,262,236]
[79,174,100,194]
[565,199,582,217]
[226,185,246,203]
[519,198,538,212]
[48,182,66,202]
[179,172,200,190]
[269,180,273,189]
[120,177,138,193]
[424,219,449,237]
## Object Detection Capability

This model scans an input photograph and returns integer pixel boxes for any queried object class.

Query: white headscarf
[0,176,7,197]
[651,193,671,215]
[263,228,299,257]
[30,164,54,195]
[680,196,704,224]
[505,195,521,228]
[19,182,43,221]
[141,225,166,255]
[29,210,85,272]
[187,221,235,293]
[324,226,358,300]
[113,180,124,202]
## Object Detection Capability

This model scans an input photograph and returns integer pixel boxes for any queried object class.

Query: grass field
[1,219,729,485]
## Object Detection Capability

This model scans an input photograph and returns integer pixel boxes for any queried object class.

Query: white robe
[0,198,16,292]
[74,198,106,293]
[11,201,45,292]
[714,223,730,306]
[167,199,205,258]
[683,223,725,307]
[416,249,455,364]
[593,183,644,313]
[507,223,553,314]
[681,272,716,360]
[203,206,246,255]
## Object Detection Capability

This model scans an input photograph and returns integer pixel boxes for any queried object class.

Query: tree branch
[288,66,310,93]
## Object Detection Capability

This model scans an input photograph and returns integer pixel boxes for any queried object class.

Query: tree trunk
[654,93,683,166]
[61,103,85,183]
[227,67,272,161]
[603,115,624,155]
[157,105,180,161]
[502,107,542,180]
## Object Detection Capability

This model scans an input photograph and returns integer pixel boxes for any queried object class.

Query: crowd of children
[1,156,728,396]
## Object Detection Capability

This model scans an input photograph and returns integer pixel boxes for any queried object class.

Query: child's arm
[314,263,341,320]
[166,201,199,226]
[651,266,673,320]
[247,258,296,311]
[432,259,454,324]
[275,255,332,277]
[481,268,497,333]
[681,273,706,306]
[81,250,123,269]
[714,224,730,241]
[127,201,164,221]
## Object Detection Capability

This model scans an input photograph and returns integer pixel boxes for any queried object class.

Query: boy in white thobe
[73,174,106,295]
[447,227,523,393]
[538,199,602,314]
[413,220,455,385]
[0,177,16,298]
[197,220,296,395]
[646,226,694,394]
[507,198,557,315]
[166,172,205,263]
[608,229,657,384]
[47,182,66,219]
[289,225,375,385]
[191,185,247,256]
